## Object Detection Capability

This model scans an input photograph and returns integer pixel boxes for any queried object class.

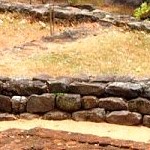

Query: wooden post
[49,0,55,36]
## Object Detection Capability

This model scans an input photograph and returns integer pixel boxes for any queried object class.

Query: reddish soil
[0,127,150,150]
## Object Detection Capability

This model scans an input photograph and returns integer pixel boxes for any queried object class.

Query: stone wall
[104,0,143,7]
[0,75,150,128]
[0,1,150,32]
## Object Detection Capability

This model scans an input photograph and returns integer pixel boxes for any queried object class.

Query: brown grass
[0,12,149,78]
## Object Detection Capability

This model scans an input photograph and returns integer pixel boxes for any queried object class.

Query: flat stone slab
[68,82,106,96]
[105,82,143,98]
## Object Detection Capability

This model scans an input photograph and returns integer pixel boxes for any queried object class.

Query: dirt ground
[0,119,150,143]
[0,3,150,149]
[0,12,150,77]
[0,122,150,149]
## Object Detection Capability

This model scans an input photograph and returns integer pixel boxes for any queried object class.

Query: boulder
[143,115,150,127]
[0,95,11,112]
[0,113,17,121]
[27,93,55,113]
[128,97,150,115]
[105,82,142,98]
[11,96,27,113]
[81,96,99,109]
[19,113,40,120]
[99,97,128,111]
[106,110,142,125]
[43,110,71,120]
[72,108,105,122]
[56,94,81,112]
[2,79,48,96]
[68,82,106,96]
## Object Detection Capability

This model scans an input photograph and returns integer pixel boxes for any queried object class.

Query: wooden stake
[49,0,55,36]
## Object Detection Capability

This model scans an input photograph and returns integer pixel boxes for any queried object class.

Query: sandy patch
[0,119,150,143]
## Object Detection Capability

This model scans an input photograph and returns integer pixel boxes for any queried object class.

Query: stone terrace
[0,1,150,32]
[0,75,150,128]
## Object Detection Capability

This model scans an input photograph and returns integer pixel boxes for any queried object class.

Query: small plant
[54,93,65,96]
[134,2,150,20]
[67,0,79,5]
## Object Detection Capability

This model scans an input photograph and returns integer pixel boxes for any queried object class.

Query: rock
[105,82,142,98]
[90,75,115,83]
[56,76,75,85]
[128,97,150,115]
[104,0,142,7]
[32,74,54,82]
[143,115,150,127]
[106,110,142,125]
[46,80,67,93]
[143,21,150,33]
[99,97,128,111]
[72,74,90,82]
[90,75,133,83]
[0,76,10,82]
[81,96,99,109]
[0,95,11,112]
[43,110,71,120]
[71,4,95,11]
[72,108,105,122]
[56,94,81,112]
[0,81,3,93]
[68,82,105,96]
[11,96,27,113]
[27,93,55,113]
[2,79,48,96]
[114,76,133,82]
[141,82,150,99]
[0,113,17,121]
[19,113,40,120]
[127,22,143,30]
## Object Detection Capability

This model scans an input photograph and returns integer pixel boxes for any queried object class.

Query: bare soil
[0,3,150,149]
[0,12,150,77]
[0,127,150,150]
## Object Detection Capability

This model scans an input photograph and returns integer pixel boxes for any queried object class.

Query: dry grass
[24,28,150,78]
[0,12,150,78]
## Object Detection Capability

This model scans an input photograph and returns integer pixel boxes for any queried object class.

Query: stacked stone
[0,1,149,32]
[0,75,150,128]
